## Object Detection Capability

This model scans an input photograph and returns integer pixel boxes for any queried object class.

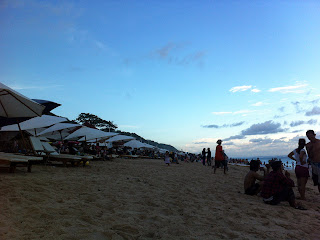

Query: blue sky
[1,0,320,157]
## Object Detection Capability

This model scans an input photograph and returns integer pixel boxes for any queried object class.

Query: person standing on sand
[207,148,211,166]
[261,160,306,210]
[202,148,206,166]
[288,138,309,200]
[306,130,320,193]
[164,151,171,166]
[213,139,226,174]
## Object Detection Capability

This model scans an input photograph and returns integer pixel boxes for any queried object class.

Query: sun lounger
[29,136,82,167]
[0,153,42,173]
[41,142,93,166]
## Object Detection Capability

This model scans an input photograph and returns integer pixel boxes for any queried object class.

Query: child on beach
[164,151,171,166]
[244,160,270,195]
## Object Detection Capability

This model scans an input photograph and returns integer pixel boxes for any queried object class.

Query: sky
[1,0,320,157]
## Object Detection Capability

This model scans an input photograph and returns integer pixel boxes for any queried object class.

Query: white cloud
[251,88,261,93]
[212,112,232,115]
[229,85,252,93]
[233,110,256,115]
[252,102,264,107]
[212,110,256,116]
[268,83,308,94]
[94,40,108,50]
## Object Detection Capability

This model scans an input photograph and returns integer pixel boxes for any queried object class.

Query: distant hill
[114,130,178,152]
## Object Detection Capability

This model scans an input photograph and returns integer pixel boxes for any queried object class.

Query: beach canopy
[65,126,118,141]
[0,115,67,132]
[124,140,146,149]
[0,82,45,118]
[38,122,80,136]
[105,135,135,143]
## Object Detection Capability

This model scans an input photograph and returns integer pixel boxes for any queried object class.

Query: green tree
[75,113,117,131]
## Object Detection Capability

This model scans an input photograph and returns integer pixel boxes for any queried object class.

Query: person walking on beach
[213,139,226,174]
[202,148,206,166]
[261,160,306,210]
[306,130,320,193]
[164,151,171,166]
[288,138,309,200]
[207,148,211,166]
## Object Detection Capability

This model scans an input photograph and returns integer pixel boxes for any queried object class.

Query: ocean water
[234,155,295,169]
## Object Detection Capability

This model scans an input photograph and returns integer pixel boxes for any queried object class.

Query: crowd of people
[162,129,320,211]
[243,129,320,210]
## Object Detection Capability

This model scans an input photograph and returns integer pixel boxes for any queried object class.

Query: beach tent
[124,140,146,149]
[0,115,67,135]
[65,126,118,141]
[0,83,45,119]
[105,135,135,143]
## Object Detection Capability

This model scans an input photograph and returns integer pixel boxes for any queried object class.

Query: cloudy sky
[1,0,320,157]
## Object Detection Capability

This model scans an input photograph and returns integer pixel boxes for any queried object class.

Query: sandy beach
[1,158,320,240]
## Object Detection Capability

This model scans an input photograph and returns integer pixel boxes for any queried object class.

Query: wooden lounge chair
[29,136,82,167]
[0,153,42,173]
[41,142,93,166]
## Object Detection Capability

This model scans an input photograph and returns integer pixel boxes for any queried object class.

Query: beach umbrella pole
[16,119,28,153]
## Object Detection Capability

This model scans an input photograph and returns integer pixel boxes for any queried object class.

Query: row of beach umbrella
[0,82,168,151]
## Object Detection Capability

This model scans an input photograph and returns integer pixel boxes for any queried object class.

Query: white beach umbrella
[105,135,135,143]
[0,82,45,118]
[124,140,146,149]
[0,115,67,135]
[37,123,80,136]
[141,143,155,149]
[65,126,118,141]
[159,148,168,153]
[0,82,46,149]
[43,132,70,141]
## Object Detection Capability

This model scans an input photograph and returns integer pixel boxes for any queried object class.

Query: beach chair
[0,153,42,173]
[41,141,93,166]
[29,136,82,167]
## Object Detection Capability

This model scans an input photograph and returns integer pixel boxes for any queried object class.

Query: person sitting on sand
[261,160,306,210]
[164,151,171,166]
[244,160,270,195]
[288,138,309,200]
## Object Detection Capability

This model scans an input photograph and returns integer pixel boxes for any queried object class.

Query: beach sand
[1,158,320,240]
